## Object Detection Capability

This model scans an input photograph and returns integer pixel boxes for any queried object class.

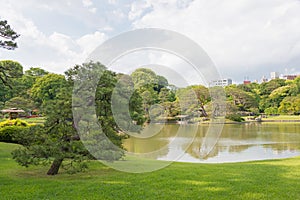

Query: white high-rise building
[209,79,232,87]
[270,72,279,80]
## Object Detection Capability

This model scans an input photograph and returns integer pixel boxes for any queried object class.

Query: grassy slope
[0,142,299,200]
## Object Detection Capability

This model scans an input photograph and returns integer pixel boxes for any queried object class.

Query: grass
[22,117,46,124]
[0,142,299,199]
[265,115,300,120]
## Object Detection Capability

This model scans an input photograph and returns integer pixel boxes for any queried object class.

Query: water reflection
[124,123,300,163]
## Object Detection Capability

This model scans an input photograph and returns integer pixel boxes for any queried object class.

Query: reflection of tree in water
[263,143,300,153]
[221,124,260,140]
[123,124,180,157]
[228,144,253,153]
[125,124,300,161]
[184,124,300,160]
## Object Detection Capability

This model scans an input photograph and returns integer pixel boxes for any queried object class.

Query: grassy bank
[0,142,299,199]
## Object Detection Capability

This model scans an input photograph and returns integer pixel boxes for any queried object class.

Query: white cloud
[89,7,97,13]
[77,31,107,57]
[1,0,299,81]
[112,9,126,19]
[82,0,93,7]
[128,1,151,21]
[100,26,114,32]
[0,1,106,73]
[131,0,300,81]
[81,0,97,14]
[108,0,117,5]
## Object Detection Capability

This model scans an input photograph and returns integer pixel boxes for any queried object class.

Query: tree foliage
[0,60,23,89]
[30,73,67,108]
[225,85,258,112]
[4,96,34,111]
[0,20,19,50]
[12,62,146,175]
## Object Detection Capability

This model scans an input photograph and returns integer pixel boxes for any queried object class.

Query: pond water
[123,123,300,163]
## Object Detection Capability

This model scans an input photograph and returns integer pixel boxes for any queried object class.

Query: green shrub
[0,126,30,143]
[0,119,34,143]
[226,113,245,122]
[265,107,279,115]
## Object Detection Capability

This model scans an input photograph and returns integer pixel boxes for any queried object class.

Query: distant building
[281,75,298,80]
[209,79,232,87]
[261,76,268,83]
[243,80,251,84]
[270,72,279,80]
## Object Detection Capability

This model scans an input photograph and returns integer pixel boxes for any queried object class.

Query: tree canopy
[0,20,19,50]
[0,60,23,88]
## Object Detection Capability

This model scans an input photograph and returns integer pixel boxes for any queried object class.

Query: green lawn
[22,117,46,124]
[0,142,299,200]
[265,115,300,120]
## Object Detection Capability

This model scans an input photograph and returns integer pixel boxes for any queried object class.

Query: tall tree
[13,62,145,175]
[12,86,92,175]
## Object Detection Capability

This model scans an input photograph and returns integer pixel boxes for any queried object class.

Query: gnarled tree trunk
[47,158,63,175]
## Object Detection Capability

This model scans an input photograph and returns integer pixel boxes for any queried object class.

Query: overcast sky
[0,0,300,83]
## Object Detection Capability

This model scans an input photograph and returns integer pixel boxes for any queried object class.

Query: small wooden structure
[176,115,190,124]
[1,108,25,119]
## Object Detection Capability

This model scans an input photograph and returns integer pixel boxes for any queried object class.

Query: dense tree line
[1,60,299,118]
[0,59,299,175]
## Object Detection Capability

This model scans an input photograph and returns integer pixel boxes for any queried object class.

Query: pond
[123,123,300,163]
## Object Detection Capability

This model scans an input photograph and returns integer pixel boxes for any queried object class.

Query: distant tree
[268,85,297,108]
[190,85,210,117]
[131,68,169,119]
[4,96,34,111]
[225,85,258,112]
[259,79,286,96]
[30,73,67,108]
[176,87,200,116]
[156,75,168,92]
[0,20,19,50]
[292,77,300,95]
[131,68,158,91]
[5,67,50,100]
[25,67,49,77]
[237,82,259,93]
[0,60,23,89]
[278,95,300,115]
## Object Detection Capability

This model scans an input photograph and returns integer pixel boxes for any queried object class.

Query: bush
[0,126,30,143]
[0,119,34,143]
[264,107,278,115]
[226,113,245,122]
[0,119,30,127]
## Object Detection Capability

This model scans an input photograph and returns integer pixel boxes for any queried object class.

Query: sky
[0,0,300,84]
